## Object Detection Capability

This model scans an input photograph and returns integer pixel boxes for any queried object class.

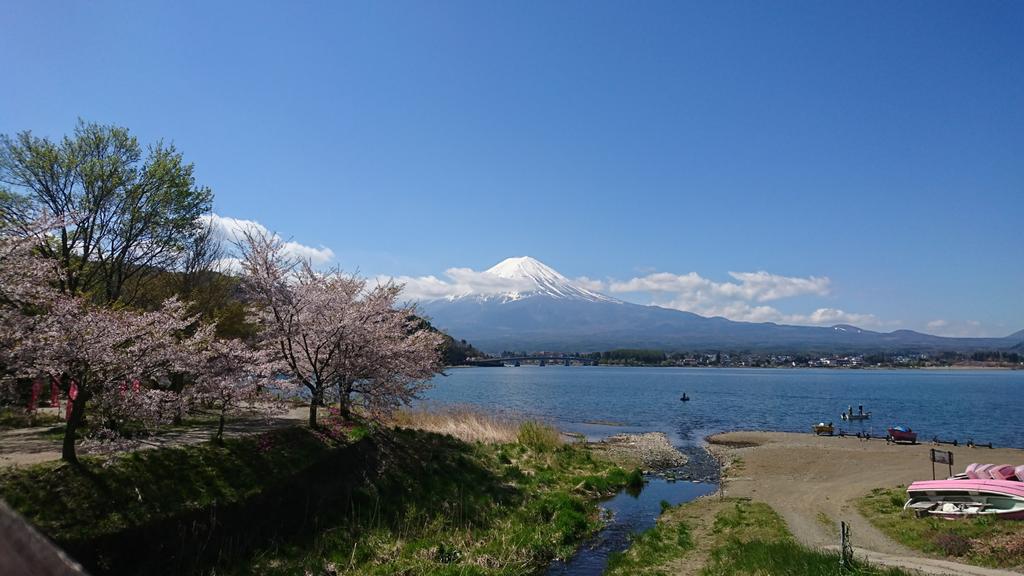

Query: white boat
[906,464,1024,519]
[905,478,1024,519]
[841,405,870,421]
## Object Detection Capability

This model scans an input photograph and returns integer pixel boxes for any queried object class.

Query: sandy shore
[707,431,1024,575]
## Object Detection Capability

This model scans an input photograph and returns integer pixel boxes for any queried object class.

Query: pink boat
[905,478,1024,519]
[989,464,1017,481]
[964,462,982,479]
[973,463,995,479]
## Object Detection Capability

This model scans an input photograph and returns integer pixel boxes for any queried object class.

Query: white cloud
[793,308,880,327]
[602,269,874,326]
[658,297,881,327]
[573,276,606,292]
[608,270,830,302]
[923,319,994,338]
[385,267,536,301]
[199,213,335,268]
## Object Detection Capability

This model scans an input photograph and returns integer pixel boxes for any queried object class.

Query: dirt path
[0,406,309,468]
[708,431,1024,575]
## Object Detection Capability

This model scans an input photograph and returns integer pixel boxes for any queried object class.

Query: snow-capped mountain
[463,256,618,303]
[418,257,1024,354]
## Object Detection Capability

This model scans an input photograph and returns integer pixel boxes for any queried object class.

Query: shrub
[933,532,972,557]
[626,468,644,490]
[517,421,561,452]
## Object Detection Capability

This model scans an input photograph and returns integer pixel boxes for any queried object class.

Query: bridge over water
[465,356,597,367]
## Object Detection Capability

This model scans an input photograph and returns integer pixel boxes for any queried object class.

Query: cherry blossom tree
[335,287,444,420]
[237,229,443,428]
[189,338,275,442]
[28,297,215,462]
[1,218,273,460]
[0,220,62,401]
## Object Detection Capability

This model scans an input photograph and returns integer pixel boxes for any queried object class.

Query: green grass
[704,498,913,573]
[858,486,1024,568]
[238,429,636,576]
[608,498,917,576]
[606,517,694,575]
[705,539,912,576]
[0,426,334,542]
[516,421,561,452]
[703,500,913,576]
[1,419,637,576]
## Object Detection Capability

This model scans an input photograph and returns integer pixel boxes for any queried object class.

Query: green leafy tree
[0,120,212,307]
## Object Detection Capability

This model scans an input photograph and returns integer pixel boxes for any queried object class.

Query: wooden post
[840,521,852,568]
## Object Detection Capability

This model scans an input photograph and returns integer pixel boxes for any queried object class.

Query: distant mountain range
[417,257,1024,354]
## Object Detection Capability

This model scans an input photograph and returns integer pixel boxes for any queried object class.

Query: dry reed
[390,406,523,444]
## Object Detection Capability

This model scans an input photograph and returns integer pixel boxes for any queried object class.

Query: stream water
[545,478,716,575]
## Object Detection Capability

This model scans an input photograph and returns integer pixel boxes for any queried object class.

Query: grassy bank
[608,497,914,575]
[239,422,638,575]
[0,411,640,575]
[858,486,1024,569]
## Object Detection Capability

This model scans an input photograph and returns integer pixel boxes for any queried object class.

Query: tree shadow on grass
[1,426,517,576]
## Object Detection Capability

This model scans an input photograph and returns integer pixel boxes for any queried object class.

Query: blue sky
[3,1,1022,336]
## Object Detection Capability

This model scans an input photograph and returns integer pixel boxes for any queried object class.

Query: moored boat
[887,425,917,444]
[905,478,1024,519]
[812,422,834,436]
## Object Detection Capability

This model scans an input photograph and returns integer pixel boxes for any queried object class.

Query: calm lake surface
[421,366,1024,449]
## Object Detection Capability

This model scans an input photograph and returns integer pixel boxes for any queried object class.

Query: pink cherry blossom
[237,229,443,427]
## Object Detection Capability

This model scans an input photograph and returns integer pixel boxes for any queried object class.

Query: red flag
[28,379,41,413]
[66,380,79,421]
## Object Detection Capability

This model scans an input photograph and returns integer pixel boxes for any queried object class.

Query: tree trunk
[62,392,87,464]
[308,389,321,428]
[337,381,352,421]
[215,412,226,442]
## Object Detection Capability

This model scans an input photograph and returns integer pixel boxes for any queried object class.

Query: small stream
[546,477,717,575]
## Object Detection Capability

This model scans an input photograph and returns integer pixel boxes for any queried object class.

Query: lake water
[422,366,1024,450]
[419,366,1024,574]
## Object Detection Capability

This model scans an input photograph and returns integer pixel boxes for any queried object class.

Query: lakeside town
[473,350,1024,369]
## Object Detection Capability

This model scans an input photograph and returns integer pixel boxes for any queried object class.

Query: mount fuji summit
[460,256,617,304]
[416,257,1024,354]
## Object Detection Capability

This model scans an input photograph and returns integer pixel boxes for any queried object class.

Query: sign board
[930,449,954,466]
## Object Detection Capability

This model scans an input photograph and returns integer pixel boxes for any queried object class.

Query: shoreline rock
[592,432,688,470]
